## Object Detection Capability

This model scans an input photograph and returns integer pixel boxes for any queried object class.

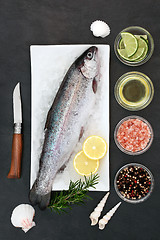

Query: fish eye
[87,52,93,59]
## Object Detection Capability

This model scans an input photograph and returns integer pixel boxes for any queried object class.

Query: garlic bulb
[98,202,121,230]
[90,20,110,38]
[11,204,36,233]
[89,192,110,226]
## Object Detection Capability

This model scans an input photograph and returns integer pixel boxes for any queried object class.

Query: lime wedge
[118,47,145,61]
[134,35,148,40]
[118,36,148,62]
[129,47,145,61]
[121,32,138,57]
[127,37,146,61]
[138,36,148,48]
[134,37,148,62]
[119,35,148,49]
[117,49,130,60]
[119,39,125,49]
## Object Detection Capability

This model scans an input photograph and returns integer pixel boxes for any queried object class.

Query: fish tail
[29,182,51,210]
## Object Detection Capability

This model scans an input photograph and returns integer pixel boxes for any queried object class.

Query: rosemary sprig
[48,173,99,214]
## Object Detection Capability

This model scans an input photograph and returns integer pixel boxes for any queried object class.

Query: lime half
[121,32,138,57]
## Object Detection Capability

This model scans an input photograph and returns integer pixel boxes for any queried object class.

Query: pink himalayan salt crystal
[117,119,151,152]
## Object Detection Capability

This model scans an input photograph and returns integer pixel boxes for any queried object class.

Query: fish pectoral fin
[92,78,97,94]
[44,106,53,130]
[59,164,67,173]
[79,126,84,140]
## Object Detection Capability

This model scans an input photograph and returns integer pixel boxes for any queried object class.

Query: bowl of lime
[114,26,154,66]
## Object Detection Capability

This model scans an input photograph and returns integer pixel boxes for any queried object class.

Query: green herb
[48,174,99,214]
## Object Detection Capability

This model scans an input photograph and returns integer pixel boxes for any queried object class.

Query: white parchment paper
[30,44,110,191]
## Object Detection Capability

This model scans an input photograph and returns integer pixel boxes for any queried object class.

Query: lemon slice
[121,32,138,57]
[83,136,107,160]
[73,151,99,176]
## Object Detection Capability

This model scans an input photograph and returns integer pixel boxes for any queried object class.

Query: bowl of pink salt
[114,116,153,155]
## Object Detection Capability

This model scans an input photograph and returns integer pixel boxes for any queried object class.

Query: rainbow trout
[29,46,99,209]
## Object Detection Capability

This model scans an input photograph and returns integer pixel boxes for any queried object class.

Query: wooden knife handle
[7,133,22,178]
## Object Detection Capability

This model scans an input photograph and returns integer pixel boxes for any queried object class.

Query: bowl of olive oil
[114,72,154,111]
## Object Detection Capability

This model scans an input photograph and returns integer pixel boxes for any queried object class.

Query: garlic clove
[11,204,36,233]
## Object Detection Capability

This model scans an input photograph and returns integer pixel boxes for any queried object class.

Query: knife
[7,82,22,178]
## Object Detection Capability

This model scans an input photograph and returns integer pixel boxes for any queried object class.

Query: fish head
[76,46,99,79]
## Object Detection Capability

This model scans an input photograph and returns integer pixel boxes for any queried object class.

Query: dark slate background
[0,0,160,239]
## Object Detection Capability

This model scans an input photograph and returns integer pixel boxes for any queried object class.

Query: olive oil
[122,79,146,103]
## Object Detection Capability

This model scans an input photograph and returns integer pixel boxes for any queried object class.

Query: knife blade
[7,82,22,178]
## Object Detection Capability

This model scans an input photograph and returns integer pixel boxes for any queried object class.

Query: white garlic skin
[11,204,36,233]
[90,20,110,38]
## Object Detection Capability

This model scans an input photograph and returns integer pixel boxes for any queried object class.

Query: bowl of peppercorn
[114,163,154,203]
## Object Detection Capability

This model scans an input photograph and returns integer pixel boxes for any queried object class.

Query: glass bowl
[114,71,154,111]
[114,26,154,66]
[114,116,153,155]
[114,163,154,203]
